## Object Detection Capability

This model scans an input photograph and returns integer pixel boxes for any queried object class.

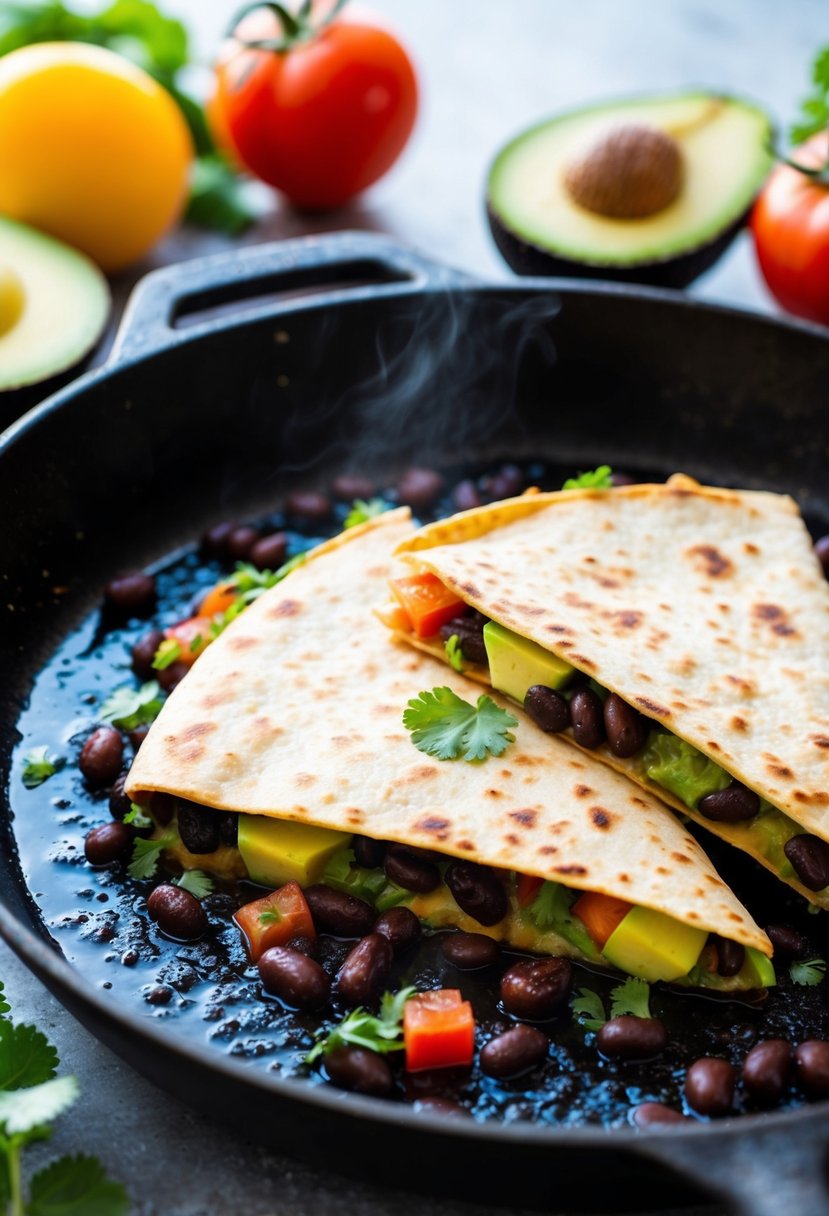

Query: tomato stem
[229,0,349,52]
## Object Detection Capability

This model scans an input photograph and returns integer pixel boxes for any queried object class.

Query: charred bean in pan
[304,885,375,936]
[250,532,288,572]
[569,688,606,749]
[697,783,760,823]
[84,821,134,866]
[374,906,421,954]
[441,932,501,970]
[79,726,124,788]
[766,923,809,960]
[157,660,189,692]
[742,1039,793,1104]
[325,1045,394,1097]
[200,520,236,558]
[177,804,221,854]
[286,490,332,521]
[147,884,207,941]
[332,474,375,501]
[131,629,165,681]
[784,835,829,891]
[596,1016,668,1060]
[795,1040,829,1097]
[258,946,331,1011]
[108,772,133,821]
[684,1057,736,1117]
[452,479,483,512]
[104,572,156,616]
[500,958,572,1021]
[631,1103,687,1127]
[711,935,745,978]
[481,463,524,500]
[336,933,393,1006]
[285,934,320,960]
[481,1025,548,1078]
[227,525,262,562]
[353,834,386,868]
[603,694,648,758]
[524,685,570,733]
[384,846,440,894]
[814,535,829,577]
[445,861,508,926]
[217,812,239,847]
[396,468,445,510]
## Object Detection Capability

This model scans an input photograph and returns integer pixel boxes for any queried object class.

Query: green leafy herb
[174,870,214,900]
[403,687,517,762]
[609,976,652,1019]
[343,498,388,529]
[0,984,8,1017]
[306,987,415,1065]
[185,153,258,236]
[259,909,282,927]
[127,828,177,880]
[790,956,827,987]
[0,1075,79,1136]
[562,465,613,491]
[571,988,606,1032]
[0,1021,58,1091]
[26,1153,130,1216]
[20,746,64,789]
[231,553,308,601]
[100,680,164,730]
[123,804,152,829]
[444,634,464,673]
[151,638,181,671]
[791,47,829,145]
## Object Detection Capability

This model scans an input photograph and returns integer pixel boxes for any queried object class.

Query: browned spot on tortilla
[514,753,544,767]
[346,810,363,824]
[459,581,480,599]
[538,845,558,856]
[730,716,748,732]
[416,816,450,838]
[574,784,592,798]
[753,602,798,637]
[631,797,648,808]
[402,765,439,783]
[200,693,227,709]
[485,788,503,799]
[549,821,572,835]
[545,624,573,635]
[728,912,744,923]
[705,874,721,886]
[743,542,760,555]
[767,761,794,779]
[227,634,257,651]
[617,873,630,883]
[178,721,216,742]
[598,577,620,589]
[269,598,302,618]
[181,745,205,762]
[555,864,588,877]
[331,735,355,747]
[456,839,475,851]
[505,833,520,846]
[687,544,733,577]
[687,911,700,922]
[590,807,611,829]
[613,610,642,629]
[583,555,597,564]
[707,741,722,753]
[726,675,756,695]
[567,759,586,771]
[637,672,653,684]
[516,603,545,616]
[294,772,316,787]
[717,603,732,614]
[656,866,669,875]
[634,696,670,718]
[510,809,537,827]
[499,769,512,779]
[570,654,597,671]
[811,735,829,750]
[671,853,692,865]
[563,591,596,611]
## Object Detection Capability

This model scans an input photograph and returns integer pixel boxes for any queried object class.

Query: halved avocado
[0,216,110,392]
[487,92,773,287]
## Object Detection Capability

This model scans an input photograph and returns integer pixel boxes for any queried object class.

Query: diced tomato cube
[572,890,633,949]
[403,989,475,1072]
[515,872,544,908]
[390,573,465,639]
[165,615,213,667]
[233,880,316,962]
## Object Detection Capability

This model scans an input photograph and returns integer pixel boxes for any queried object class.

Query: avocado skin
[487,200,749,289]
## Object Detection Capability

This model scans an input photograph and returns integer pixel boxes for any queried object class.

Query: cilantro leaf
[0,1075,78,1135]
[791,46,829,144]
[306,986,416,1064]
[185,153,257,236]
[21,746,64,789]
[0,1020,58,1090]
[562,465,613,491]
[790,956,827,987]
[99,681,164,730]
[571,988,606,1032]
[27,1153,129,1216]
[151,638,181,670]
[123,804,152,829]
[0,982,8,1016]
[609,976,651,1020]
[403,687,517,762]
[127,829,177,880]
[258,909,282,927]
[343,498,388,529]
[174,870,214,900]
[444,634,464,673]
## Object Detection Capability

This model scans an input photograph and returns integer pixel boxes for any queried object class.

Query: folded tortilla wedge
[127,508,771,990]
[387,474,829,909]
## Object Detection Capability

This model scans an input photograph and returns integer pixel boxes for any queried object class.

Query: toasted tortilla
[394,475,829,905]
[126,509,767,956]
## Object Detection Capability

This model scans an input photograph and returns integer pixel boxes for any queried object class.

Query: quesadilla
[385,474,829,909]
[126,508,772,991]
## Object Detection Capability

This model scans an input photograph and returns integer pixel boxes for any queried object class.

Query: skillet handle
[111,232,475,364]
[640,1119,829,1216]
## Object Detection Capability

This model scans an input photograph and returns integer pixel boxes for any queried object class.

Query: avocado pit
[563,123,683,220]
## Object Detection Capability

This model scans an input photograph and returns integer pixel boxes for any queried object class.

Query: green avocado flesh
[483,620,575,702]
[488,92,773,266]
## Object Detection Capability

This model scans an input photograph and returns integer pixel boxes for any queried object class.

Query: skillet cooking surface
[4,234,829,1215]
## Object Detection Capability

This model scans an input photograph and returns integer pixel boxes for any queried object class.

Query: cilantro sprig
[151,638,181,671]
[403,687,517,762]
[128,828,178,880]
[100,681,164,730]
[562,465,613,491]
[790,956,826,987]
[571,988,606,1032]
[175,870,214,900]
[306,987,415,1065]
[571,977,652,1032]
[444,634,464,673]
[123,804,152,830]
[791,47,829,145]
[343,498,388,529]
[20,746,64,789]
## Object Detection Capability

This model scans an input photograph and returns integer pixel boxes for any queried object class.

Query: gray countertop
[3,1,825,1212]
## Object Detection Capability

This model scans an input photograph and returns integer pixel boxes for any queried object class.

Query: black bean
[250,532,288,572]
[104,572,156,616]
[784,834,829,891]
[481,463,524,500]
[441,932,501,970]
[336,934,393,1006]
[286,490,332,521]
[524,685,570,733]
[285,934,319,960]
[396,468,445,510]
[610,472,637,487]
[333,474,376,501]
[481,1024,548,1078]
[631,1102,688,1127]
[684,1057,736,1117]
[109,772,133,821]
[325,1045,393,1097]
[569,688,606,749]
[151,792,176,827]
[603,693,648,758]
[743,1039,793,1105]
[146,984,172,1005]
[84,821,134,866]
[795,1040,829,1097]
[131,629,165,681]
[596,1016,668,1060]
[698,783,760,823]
[384,846,440,894]
[445,861,508,926]
[157,660,189,692]
[147,883,207,941]
[711,935,746,978]
[766,923,809,960]
[258,945,330,1011]
[79,726,124,788]
[412,1097,470,1117]
[353,835,386,869]
[438,615,488,666]
[177,803,221,854]
[452,480,482,512]
[217,812,238,847]
[374,906,421,954]
[500,958,572,1021]
[814,535,829,577]
[201,520,236,558]
[227,525,262,562]
[304,885,375,937]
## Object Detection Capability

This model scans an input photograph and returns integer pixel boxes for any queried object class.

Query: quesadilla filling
[132,795,773,992]
[381,574,825,899]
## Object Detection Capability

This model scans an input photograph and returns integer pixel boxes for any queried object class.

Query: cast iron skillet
[3,232,829,1216]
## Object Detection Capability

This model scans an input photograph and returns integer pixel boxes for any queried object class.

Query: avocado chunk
[602,904,708,982]
[487,92,773,288]
[483,620,574,704]
[640,731,731,809]
[237,816,351,887]
[0,216,110,391]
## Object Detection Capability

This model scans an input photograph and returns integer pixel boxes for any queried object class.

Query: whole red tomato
[751,134,829,326]
[213,3,418,209]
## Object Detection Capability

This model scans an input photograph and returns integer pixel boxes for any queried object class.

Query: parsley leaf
[123,804,152,829]
[403,687,517,762]
[571,988,606,1032]
[609,976,651,1019]
[0,1074,78,1135]
[185,153,257,236]
[343,498,388,529]
[562,465,613,491]
[306,986,416,1064]
[27,1153,130,1216]
[151,638,181,670]
[21,746,64,789]
[0,982,8,1016]
[790,956,827,987]
[174,870,214,900]
[444,634,464,673]
[791,46,829,145]
[99,681,164,730]
[127,829,177,880]
[0,1020,58,1090]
